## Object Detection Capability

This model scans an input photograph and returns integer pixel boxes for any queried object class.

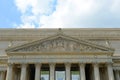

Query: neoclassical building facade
[0,28,120,80]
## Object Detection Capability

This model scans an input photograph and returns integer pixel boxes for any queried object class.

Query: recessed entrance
[28,64,35,80]
[85,64,94,80]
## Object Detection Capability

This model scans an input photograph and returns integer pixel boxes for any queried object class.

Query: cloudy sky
[0,0,120,28]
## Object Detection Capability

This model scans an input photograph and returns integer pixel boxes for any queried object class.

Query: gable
[6,34,114,54]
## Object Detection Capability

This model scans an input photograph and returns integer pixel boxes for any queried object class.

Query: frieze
[8,55,112,63]
[8,57,112,63]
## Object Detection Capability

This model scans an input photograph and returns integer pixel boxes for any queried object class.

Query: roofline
[0,28,120,30]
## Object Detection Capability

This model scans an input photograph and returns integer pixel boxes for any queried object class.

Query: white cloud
[14,0,120,28]
[40,0,100,28]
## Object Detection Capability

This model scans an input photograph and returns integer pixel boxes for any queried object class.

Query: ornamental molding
[6,31,114,55]
[0,56,8,63]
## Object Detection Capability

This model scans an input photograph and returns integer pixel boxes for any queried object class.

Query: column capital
[35,63,42,67]
[79,63,86,67]
[21,63,27,66]
[7,63,13,67]
[93,63,100,67]
[49,63,56,67]
[65,63,71,66]
[106,62,113,65]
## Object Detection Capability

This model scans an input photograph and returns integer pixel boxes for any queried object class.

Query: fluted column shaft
[115,70,120,80]
[107,63,114,80]
[1,71,5,80]
[6,64,13,80]
[35,64,41,80]
[20,64,27,80]
[65,63,71,80]
[50,63,55,80]
[79,63,86,80]
[93,63,100,80]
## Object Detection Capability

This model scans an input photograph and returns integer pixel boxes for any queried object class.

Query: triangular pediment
[6,33,114,54]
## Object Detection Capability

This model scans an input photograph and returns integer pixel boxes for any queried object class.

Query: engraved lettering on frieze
[13,37,102,52]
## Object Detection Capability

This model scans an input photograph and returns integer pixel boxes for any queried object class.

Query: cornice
[0,28,120,41]
[113,56,120,62]
[0,56,8,63]
[7,51,113,56]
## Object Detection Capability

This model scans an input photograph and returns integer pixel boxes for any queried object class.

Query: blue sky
[0,0,120,28]
[0,0,21,28]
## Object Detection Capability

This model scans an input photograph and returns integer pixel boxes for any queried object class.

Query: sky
[0,0,120,28]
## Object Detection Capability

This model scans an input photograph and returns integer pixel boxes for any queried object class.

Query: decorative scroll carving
[13,37,104,52]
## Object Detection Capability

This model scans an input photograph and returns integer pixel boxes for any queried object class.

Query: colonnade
[5,63,115,80]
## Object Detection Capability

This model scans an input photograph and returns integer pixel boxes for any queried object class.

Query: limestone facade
[0,28,120,80]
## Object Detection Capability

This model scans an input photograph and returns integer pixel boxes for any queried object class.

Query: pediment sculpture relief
[12,37,106,52]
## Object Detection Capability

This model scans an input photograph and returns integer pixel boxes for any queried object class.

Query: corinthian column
[93,63,100,80]
[35,64,41,80]
[65,63,71,80]
[107,63,114,80]
[6,64,13,80]
[50,63,55,80]
[79,63,86,80]
[20,64,27,80]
